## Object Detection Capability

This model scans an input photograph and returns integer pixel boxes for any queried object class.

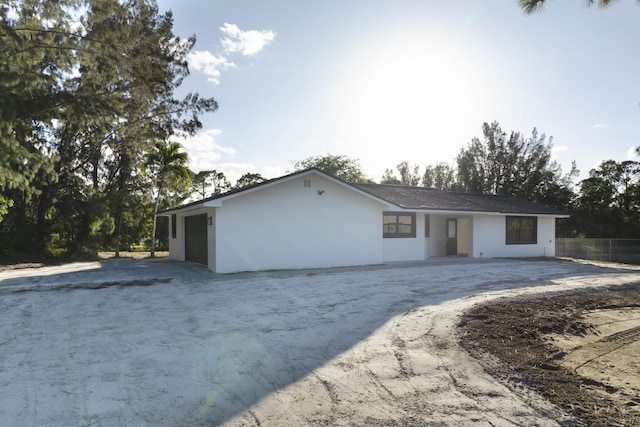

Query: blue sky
[156,0,640,184]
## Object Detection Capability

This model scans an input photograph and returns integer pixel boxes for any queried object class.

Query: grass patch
[98,251,169,260]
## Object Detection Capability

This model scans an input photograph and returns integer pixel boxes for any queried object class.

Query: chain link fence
[556,238,640,264]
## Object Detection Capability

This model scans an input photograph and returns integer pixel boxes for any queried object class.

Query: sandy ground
[557,307,640,397]
[460,282,640,426]
[1,257,639,426]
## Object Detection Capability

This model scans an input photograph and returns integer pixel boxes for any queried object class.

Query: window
[506,216,537,244]
[383,212,416,238]
[171,214,177,239]
[424,214,430,237]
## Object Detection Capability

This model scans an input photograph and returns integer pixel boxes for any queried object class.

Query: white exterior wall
[429,215,447,257]
[457,217,471,256]
[423,214,432,259]
[214,175,385,273]
[471,215,556,258]
[383,213,429,262]
[207,209,216,270]
[168,213,184,261]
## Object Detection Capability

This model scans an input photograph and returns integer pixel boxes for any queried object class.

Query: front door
[446,218,457,256]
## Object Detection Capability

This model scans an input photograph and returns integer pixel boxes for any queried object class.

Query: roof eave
[158,203,207,216]
[395,208,569,217]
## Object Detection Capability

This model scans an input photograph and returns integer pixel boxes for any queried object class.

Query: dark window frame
[383,212,416,238]
[506,216,537,245]
[171,214,177,239]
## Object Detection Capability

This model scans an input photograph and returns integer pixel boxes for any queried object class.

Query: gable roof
[159,168,389,215]
[160,168,568,217]
[351,183,568,216]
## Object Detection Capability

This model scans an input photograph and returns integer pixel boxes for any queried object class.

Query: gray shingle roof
[161,168,567,217]
[351,183,567,216]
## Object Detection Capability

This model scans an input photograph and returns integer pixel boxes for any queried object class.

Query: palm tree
[145,141,192,257]
[519,0,623,14]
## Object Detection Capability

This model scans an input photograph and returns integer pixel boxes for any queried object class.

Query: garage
[184,213,208,265]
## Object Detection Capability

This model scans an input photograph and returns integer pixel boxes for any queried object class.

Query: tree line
[0,0,264,260]
[295,122,640,240]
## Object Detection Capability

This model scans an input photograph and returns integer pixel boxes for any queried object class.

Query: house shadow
[0,257,181,293]
[0,257,637,426]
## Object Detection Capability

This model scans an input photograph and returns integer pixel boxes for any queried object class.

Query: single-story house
[160,168,568,273]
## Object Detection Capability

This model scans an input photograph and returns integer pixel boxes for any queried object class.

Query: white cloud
[220,23,275,56]
[627,146,638,160]
[592,123,606,129]
[186,23,274,84]
[552,145,568,154]
[549,145,569,162]
[260,165,286,180]
[171,129,236,172]
[187,50,235,84]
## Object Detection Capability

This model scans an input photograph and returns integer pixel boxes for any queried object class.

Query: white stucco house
[160,168,569,273]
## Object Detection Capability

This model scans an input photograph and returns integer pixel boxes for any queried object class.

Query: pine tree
[0,0,217,259]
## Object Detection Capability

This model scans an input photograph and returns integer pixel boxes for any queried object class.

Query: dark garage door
[185,214,208,265]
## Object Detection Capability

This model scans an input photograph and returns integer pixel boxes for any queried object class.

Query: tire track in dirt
[564,325,640,373]
[417,317,535,427]
[314,374,340,405]
[365,306,571,426]
[391,335,414,379]
[364,368,396,399]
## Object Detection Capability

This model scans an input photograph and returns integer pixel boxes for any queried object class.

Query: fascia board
[394,208,569,218]
[157,204,207,216]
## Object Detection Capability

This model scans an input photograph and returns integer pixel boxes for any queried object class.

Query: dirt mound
[459,283,640,426]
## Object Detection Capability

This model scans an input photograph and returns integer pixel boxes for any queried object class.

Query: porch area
[382,213,473,262]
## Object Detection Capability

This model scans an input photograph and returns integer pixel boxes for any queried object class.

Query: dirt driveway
[1,258,639,426]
